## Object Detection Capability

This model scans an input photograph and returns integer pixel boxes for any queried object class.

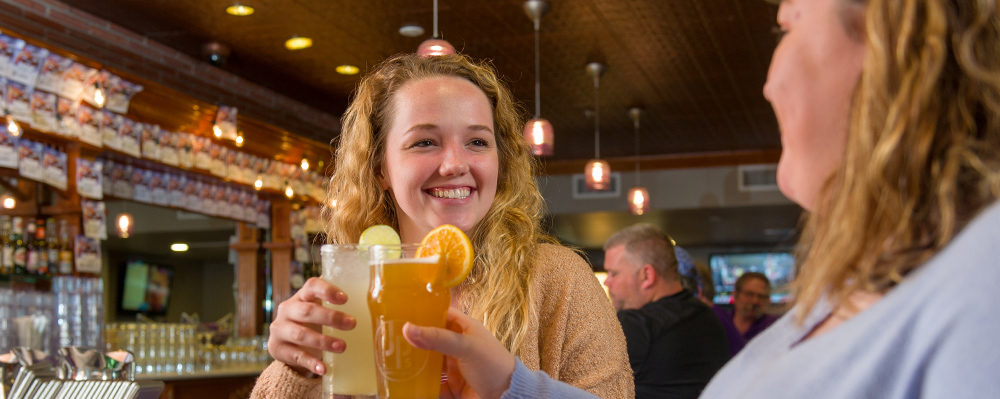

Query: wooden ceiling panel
[57,0,782,165]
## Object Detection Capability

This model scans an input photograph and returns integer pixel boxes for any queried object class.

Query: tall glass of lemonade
[321,244,378,399]
[368,244,449,399]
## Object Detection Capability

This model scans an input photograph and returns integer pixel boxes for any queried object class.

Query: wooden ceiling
[58,0,782,164]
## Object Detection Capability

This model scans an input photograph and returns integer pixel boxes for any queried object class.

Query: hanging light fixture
[5,113,21,137]
[522,0,553,156]
[584,62,610,190]
[254,173,263,190]
[1,194,15,209]
[300,158,309,171]
[416,0,456,56]
[284,181,294,198]
[116,212,134,238]
[627,107,650,215]
[93,82,105,109]
[235,131,245,147]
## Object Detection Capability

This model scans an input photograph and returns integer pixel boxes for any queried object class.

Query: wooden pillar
[264,198,293,314]
[231,222,261,338]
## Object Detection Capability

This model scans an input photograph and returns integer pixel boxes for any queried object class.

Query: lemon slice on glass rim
[359,225,401,252]
[416,224,474,287]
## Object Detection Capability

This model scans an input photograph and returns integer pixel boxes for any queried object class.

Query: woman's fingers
[298,277,348,305]
[275,299,357,330]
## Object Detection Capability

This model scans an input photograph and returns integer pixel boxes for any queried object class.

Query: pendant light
[417,0,456,56]
[522,0,553,156]
[627,107,650,215]
[584,62,610,190]
[116,212,134,238]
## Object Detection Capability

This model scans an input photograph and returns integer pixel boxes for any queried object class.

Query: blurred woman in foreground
[405,0,1000,397]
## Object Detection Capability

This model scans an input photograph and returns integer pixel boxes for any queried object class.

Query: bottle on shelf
[1,216,12,277]
[35,219,50,276]
[25,220,38,275]
[12,216,26,275]
[57,219,74,276]
[46,218,59,275]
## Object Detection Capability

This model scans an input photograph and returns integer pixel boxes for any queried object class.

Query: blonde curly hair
[794,0,1000,320]
[322,53,556,354]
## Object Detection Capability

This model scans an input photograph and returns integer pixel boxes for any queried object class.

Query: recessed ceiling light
[225,4,254,16]
[399,23,425,37]
[171,243,189,252]
[285,36,313,50]
[336,65,359,75]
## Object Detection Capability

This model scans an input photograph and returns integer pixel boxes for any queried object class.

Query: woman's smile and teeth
[428,186,473,200]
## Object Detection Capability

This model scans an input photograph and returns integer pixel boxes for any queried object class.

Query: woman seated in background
[249,53,633,398]
[403,0,1000,397]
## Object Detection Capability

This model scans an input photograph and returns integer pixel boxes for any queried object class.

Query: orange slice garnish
[416,224,474,287]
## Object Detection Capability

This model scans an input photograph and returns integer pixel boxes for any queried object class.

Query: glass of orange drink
[368,243,448,398]
[367,225,473,399]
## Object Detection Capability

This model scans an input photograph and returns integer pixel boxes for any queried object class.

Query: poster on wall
[105,77,142,115]
[112,162,132,199]
[6,80,32,123]
[160,131,178,166]
[119,118,141,157]
[100,110,122,151]
[132,168,152,203]
[59,62,97,100]
[141,123,160,161]
[9,44,47,86]
[151,171,169,206]
[74,235,101,274]
[185,179,200,212]
[43,146,67,191]
[0,35,26,79]
[76,104,102,147]
[169,174,185,208]
[81,199,107,240]
[214,105,237,141]
[76,157,102,200]
[17,140,43,182]
[30,90,57,132]
[55,97,79,138]
[0,119,17,169]
[35,53,72,93]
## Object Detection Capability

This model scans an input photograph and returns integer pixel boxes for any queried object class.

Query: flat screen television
[120,261,173,314]
[709,252,796,304]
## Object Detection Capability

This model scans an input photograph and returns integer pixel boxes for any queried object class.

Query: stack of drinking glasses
[103,322,270,376]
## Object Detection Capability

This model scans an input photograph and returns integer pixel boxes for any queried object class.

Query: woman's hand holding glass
[266,277,356,376]
[402,307,516,399]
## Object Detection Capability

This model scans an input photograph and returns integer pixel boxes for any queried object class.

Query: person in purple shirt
[712,272,778,357]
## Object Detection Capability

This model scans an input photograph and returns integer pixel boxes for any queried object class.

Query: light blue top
[701,201,1000,398]
[500,201,1000,399]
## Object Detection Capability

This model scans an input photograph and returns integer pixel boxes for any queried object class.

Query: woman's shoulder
[531,243,594,285]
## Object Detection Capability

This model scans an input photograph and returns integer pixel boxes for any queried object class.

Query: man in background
[603,223,729,399]
[713,272,779,357]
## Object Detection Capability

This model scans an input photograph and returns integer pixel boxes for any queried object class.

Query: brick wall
[0,0,341,140]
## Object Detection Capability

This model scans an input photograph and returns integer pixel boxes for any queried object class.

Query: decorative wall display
[6,80,32,122]
[35,53,73,93]
[132,168,151,203]
[76,104,102,147]
[59,62,97,100]
[9,44,48,86]
[76,157,102,199]
[0,34,27,78]
[43,146,67,191]
[119,117,140,157]
[0,121,17,168]
[151,171,169,206]
[74,235,101,274]
[104,76,142,114]
[141,123,160,161]
[17,139,43,181]
[55,97,79,138]
[30,90,56,132]
[215,105,237,140]
[81,199,107,239]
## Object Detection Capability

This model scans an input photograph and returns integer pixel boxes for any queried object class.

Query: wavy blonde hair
[322,54,555,354]
[794,0,1000,320]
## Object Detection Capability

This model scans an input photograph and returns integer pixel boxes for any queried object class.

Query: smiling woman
[251,53,634,399]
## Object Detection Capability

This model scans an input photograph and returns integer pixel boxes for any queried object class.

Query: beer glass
[368,244,449,399]
[321,244,378,399]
